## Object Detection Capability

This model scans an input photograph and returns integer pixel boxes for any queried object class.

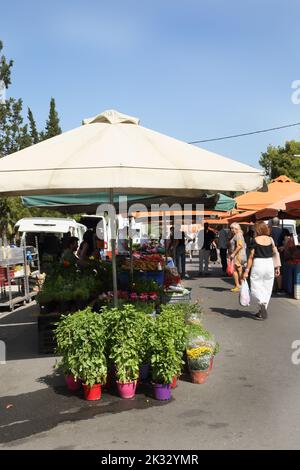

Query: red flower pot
[171,376,177,389]
[82,383,102,401]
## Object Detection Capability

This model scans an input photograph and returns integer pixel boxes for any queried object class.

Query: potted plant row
[55,308,107,400]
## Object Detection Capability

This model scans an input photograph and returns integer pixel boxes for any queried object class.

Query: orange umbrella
[255,190,300,219]
[235,175,300,211]
[227,210,257,223]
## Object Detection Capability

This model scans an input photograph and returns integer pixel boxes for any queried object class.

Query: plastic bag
[239,280,250,306]
[226,258,234,276]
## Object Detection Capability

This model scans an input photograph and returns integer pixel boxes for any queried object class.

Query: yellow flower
[187,346,213,359]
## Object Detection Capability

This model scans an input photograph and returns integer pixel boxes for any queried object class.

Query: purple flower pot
[139,364,150,381]
[153,383,171,400]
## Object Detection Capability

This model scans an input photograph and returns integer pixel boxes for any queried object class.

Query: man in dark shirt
[270,217,283,247]
[198,223,215,275]
[175,230,188,278]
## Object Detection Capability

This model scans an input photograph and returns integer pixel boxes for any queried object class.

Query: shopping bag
[226,258,234,276]
[239,280,250,307]
[210,247,218,262]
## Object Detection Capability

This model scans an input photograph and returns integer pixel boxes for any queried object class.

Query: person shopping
[218,225,230,273]
[242,221,280,320]
[229,223,247,292]
[198,223,215,275]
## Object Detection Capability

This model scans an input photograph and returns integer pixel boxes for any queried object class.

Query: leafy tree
[259,141,300,182]
[44,97,61,139]
[0,41,73,238]
[0,40,13,88]
[27,107,39,144]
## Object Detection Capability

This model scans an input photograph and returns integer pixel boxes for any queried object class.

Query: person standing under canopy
[218,225,230,273]
[198,223,216,275]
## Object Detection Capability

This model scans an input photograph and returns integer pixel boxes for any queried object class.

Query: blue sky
[1,0,300,169]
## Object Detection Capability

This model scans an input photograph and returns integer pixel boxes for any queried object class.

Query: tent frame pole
[110,189,118,307]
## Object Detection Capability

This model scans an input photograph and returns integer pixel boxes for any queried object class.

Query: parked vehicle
[15,218,87,265]
[80,214,142,257]
[282,220,298,246]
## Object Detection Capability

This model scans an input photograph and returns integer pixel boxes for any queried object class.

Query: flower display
[186,345,214,371]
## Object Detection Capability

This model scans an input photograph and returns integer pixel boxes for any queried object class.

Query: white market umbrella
[0,109,263,197]
[0,109,264,304]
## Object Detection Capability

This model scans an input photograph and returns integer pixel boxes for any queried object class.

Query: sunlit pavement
[0,258,300,450]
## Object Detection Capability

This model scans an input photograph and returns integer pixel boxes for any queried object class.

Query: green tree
[259,141,300,182]
[0,40,13,88]
[27,107,39,144]
[44,97,61,139]
[0,41,70,237]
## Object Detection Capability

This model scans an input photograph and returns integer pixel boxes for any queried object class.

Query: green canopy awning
[214,193,236,211]
[22,192,235,213]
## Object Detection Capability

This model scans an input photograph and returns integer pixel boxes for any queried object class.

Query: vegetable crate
[162,287,192,304]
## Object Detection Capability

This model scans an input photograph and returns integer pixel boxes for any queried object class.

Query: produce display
[121,253,165,271]
[36,260,112,312]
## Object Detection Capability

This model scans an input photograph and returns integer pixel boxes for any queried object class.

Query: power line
[189,122,300,144]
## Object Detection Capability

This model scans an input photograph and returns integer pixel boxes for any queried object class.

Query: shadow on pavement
[0,378,170,445]
[212,307,256,320]
[199,286,227,292]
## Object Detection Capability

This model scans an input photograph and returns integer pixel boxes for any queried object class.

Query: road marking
[0,322,37,327]
[0,420,30,428]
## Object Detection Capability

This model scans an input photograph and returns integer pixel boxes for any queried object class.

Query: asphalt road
[0,261,300,450]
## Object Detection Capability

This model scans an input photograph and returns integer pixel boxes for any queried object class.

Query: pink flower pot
[65,375,82,392]
[116,380,137,399]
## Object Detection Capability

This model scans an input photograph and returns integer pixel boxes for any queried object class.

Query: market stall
[0,109,263,306]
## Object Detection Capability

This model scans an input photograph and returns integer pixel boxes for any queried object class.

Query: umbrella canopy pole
[129,216,134,290]
[110,189,118,307]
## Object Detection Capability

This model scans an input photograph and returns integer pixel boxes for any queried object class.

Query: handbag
[272,240,281,268]
[210,245,218,262]
[226,258,234,276]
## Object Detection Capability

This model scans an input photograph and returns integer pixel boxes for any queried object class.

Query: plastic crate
[118,270,164,287]
[162,288,192,304]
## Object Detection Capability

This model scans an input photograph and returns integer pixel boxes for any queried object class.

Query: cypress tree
[44,97,62,139]
[27,107,39,144]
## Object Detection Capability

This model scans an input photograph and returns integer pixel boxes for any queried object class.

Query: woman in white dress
[243,221,280,320]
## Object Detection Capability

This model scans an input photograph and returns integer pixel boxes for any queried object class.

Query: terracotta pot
[190,369,209,384]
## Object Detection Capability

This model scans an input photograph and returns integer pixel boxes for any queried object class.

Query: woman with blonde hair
[242,221,280,320]
[229,223,247,292]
